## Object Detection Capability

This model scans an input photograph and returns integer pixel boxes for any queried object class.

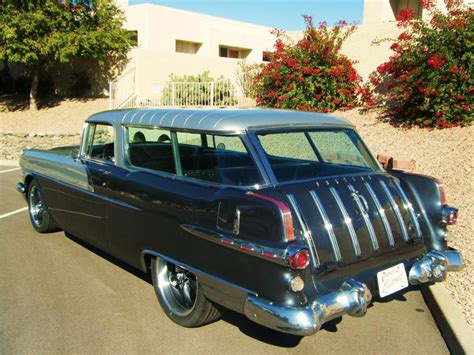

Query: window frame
[122,125,270,188]
[81,122,117,166]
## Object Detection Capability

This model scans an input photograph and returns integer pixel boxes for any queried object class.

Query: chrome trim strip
[48,208,102,219]
[347,184,379,252]
[141,249,258,296]
[392,179,422,238]
[329,187,361,257]
[363,182,395,247]
[286,194,320,267]
[379,180,409,242]
[180,224,288,266]
[309,190,341,262]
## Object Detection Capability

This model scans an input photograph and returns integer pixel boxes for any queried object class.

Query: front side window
[86,123,115,162]
[126,127,175,174]
[257,128,379,182]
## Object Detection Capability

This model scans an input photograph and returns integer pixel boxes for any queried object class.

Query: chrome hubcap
[29,185,44,228]
[156,259,197,316]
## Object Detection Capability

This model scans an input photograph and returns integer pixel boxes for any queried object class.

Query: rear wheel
[27,180,58,233]
[150,257,220,327]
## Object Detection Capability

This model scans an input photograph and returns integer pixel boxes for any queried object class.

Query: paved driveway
[0,167,448,354]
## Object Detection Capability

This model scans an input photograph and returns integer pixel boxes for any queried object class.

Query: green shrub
[253,16,361,112]
[365,1,473,128]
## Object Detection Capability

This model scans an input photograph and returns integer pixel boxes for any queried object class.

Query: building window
[390,0,422,19]
[176,40,202,54]
[128,30,138,47]
[219,45,251,59]
[262,51,272,62]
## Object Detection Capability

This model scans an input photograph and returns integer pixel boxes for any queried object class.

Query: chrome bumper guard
[243,278,372,336]
[408,249,464,285]
[16,182,25,194]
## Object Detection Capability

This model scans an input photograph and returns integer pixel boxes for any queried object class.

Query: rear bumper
[243,248,463,336]
[243,278,372,336]
[408,248,464,284]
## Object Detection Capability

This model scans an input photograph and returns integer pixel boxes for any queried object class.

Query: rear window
[257,128,379,182]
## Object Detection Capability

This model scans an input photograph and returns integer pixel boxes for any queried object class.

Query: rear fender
[389,171,447,251]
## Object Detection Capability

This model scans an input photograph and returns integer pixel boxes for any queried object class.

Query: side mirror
[71,149,82,161]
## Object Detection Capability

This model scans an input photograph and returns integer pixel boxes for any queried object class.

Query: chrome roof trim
[87,108,353,132]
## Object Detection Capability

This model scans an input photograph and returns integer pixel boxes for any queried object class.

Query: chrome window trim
[379,180,410,242]
[329,187,362,257]
[363,181,395,247]
[286,193,320,268]
[347,184,379,252]
[309,190,342,262]
[392,179,422,238]
[82,121,117,166]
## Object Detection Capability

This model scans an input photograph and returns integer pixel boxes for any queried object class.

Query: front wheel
[27,179,58,233]
[150,257,220,327]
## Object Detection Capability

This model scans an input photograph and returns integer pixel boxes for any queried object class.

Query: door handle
[99,169,111,176]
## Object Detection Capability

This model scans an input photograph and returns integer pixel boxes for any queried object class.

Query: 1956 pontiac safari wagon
[17,108,463,335]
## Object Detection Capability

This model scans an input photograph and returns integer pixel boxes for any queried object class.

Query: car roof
[87,108,353,132]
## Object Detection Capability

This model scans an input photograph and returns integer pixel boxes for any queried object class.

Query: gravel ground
[0,99,472,328]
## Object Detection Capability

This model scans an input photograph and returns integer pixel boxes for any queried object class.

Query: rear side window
[177,134,263,186]
[126,127,175,174]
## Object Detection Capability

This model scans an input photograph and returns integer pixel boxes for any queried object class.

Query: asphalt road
[0,167,449,354]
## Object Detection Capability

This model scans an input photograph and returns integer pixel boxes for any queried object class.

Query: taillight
[289,249,310,269]
[442,206,458,225]
[435,179,458,225]
[247,192,295,241]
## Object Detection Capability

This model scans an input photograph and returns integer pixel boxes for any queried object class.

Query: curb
[421,283,474,354]
[0,159,19,167]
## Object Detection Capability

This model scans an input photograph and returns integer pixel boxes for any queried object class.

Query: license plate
[377,263,409,298]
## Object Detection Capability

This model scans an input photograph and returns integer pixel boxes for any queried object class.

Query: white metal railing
[157,79,236,107]
[110,74,254,109]
[109,67,136,109]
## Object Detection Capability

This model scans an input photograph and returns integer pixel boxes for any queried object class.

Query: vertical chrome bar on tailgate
[329,187,361,257]
[363,182,395,247]
[286,194,320,267]
[392,179,422,238]
[379,181,410,242]
[347,184,379,252]
[309,190,342,262]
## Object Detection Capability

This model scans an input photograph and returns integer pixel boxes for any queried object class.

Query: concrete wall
[341,22,401,80]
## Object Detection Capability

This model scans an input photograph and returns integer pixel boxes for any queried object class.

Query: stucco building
[112,0,471,107]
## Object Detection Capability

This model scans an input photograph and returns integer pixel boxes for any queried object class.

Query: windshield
[256,128,380,182]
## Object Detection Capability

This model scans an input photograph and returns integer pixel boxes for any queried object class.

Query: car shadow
[64,232,152,284]
[61,232,419,346]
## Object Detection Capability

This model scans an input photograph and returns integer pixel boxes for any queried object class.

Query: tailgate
[278,173,423,269]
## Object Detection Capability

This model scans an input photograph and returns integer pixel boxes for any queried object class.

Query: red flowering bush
[253,16,361,112]
[366,1,473,128]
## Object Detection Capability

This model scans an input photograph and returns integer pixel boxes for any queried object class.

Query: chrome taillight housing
[289,249,310,270]
[435,179,458,225]
[442,206,458,225]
